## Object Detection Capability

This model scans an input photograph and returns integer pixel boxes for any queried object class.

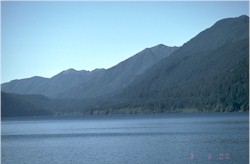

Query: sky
[1,1,249,83]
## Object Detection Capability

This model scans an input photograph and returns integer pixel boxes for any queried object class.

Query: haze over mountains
[1,15,249,117]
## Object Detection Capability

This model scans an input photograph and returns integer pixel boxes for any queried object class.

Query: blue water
[1,113,249,164]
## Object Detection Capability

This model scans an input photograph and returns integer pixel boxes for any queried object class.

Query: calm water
[1,113,249,164]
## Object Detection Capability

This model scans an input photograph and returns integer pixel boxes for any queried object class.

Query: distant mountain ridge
[2,44,178,99]
[1,15,249,117]
[1,69,104,98]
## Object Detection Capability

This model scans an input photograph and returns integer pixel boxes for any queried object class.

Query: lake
[1,113,249,164]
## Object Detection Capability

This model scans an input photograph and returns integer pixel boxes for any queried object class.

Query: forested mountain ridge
[2,45,178,99]
[86,15,249,114]
[1,92,51,117]
[1,15,249,117]
[59,44,178,99]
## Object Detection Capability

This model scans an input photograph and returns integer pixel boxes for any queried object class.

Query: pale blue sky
[1,1,249,83]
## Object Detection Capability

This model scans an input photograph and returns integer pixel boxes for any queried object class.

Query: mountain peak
[61,68,77,75]
[142,44,167,53]
[155,44,166,47]
[238,15,249,19]
[237,15,249,23]
[182,14,249,54]
[214,15,249,27]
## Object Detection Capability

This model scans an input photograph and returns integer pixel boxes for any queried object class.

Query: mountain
[1,44,178,99]
[1,92,51,117]
[1,91,96,117]
[87,15,249,114]
[1,69,105,98]
[61,44,178,99]
[1,15,248,116]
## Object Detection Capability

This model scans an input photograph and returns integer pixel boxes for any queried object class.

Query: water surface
[2,113,249,164]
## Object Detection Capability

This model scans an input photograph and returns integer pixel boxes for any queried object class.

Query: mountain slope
[1,15,248,116]
[1,91,97,117]
[62,44,178,99]
[1,92,52,117]
[2,44,178,99]
[89,15,249,113]
[1,69,105,98]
